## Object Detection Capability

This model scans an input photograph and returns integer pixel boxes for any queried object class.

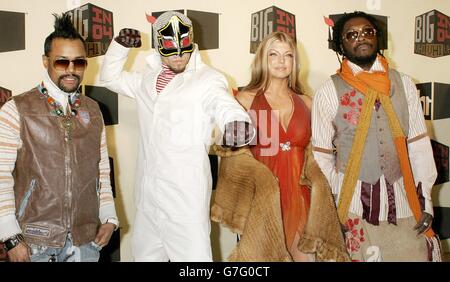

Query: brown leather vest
[13,87,103,247]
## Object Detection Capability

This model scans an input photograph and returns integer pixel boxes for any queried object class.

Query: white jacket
[100,41,252,222]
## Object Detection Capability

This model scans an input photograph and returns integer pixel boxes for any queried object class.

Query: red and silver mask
[153,11,194,57]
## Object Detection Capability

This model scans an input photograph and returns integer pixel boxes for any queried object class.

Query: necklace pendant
[38,83,82,142]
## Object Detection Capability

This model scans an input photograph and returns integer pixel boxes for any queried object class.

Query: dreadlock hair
[44,13,85,56]
[330,11,383,57]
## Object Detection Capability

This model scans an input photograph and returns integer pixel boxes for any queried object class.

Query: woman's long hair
[243,31,303,94]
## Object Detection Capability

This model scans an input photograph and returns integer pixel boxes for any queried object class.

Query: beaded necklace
[37,82,81,141]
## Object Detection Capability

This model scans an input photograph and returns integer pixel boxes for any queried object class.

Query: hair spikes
[53,13,77,34]
[44,12,85,56]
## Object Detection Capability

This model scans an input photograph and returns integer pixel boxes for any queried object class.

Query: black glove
[115,28,142,48]
[222,121,254,150]
[413,212,433,235]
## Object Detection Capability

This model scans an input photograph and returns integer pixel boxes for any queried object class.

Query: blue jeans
[29,233,101,262]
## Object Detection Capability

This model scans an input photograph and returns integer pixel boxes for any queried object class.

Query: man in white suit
[100,11,253,262]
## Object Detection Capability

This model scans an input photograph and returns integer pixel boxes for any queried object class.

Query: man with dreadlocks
[100,11,254,261]
[0,13,118,262]
[312,11,441,261]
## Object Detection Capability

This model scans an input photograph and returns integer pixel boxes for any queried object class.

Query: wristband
[3,234,25,252]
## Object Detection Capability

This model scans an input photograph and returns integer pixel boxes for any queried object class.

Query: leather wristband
[3,234,25,252]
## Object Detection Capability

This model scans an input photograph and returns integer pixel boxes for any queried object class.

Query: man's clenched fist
[115,28,142,48]
[222,121,255,150]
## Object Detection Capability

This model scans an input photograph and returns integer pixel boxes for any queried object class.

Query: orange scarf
[336,56,435,239]
[338,56,390,96]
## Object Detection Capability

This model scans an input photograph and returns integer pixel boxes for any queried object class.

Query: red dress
[249,91,311,255]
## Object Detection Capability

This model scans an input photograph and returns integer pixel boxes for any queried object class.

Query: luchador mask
[153,12,194,57]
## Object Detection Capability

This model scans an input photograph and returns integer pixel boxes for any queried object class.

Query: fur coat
[210,144,350,262]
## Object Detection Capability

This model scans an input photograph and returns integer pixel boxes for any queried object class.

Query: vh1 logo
[67,3,114,57]
[414,10,450,58]
[250,6,296,53]
[416,82,450,120]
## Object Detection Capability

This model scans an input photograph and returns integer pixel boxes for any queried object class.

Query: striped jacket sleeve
[0,100,22,241]
[98,126,119,227]
[311,79,341,196]
[402,74,437,216]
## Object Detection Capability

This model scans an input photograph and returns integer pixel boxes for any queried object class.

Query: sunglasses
[52,58,88,71]
[343,27,377,42]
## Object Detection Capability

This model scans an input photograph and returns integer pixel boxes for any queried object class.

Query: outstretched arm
[100,28,144,99]
[202,75,255,148]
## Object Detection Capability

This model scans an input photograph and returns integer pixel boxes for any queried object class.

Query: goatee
[58,74,81,93]
[343,44,378,68]
[346,52,378,67]
[168,65,186,74]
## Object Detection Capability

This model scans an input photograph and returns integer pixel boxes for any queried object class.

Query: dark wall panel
[0,11,25,53]
[433,207,450,240]
[84,85,118,126]
[187,10,219,50]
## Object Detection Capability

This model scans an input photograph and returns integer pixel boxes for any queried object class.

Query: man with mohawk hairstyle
[0,13,118,262]
[100,10,254,262]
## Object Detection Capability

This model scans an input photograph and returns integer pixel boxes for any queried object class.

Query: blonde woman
[236,31,312,261]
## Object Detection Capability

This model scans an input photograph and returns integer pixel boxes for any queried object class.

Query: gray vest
[332,69,409,185]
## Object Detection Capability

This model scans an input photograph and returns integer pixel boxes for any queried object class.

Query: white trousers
[132,209,213,262]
